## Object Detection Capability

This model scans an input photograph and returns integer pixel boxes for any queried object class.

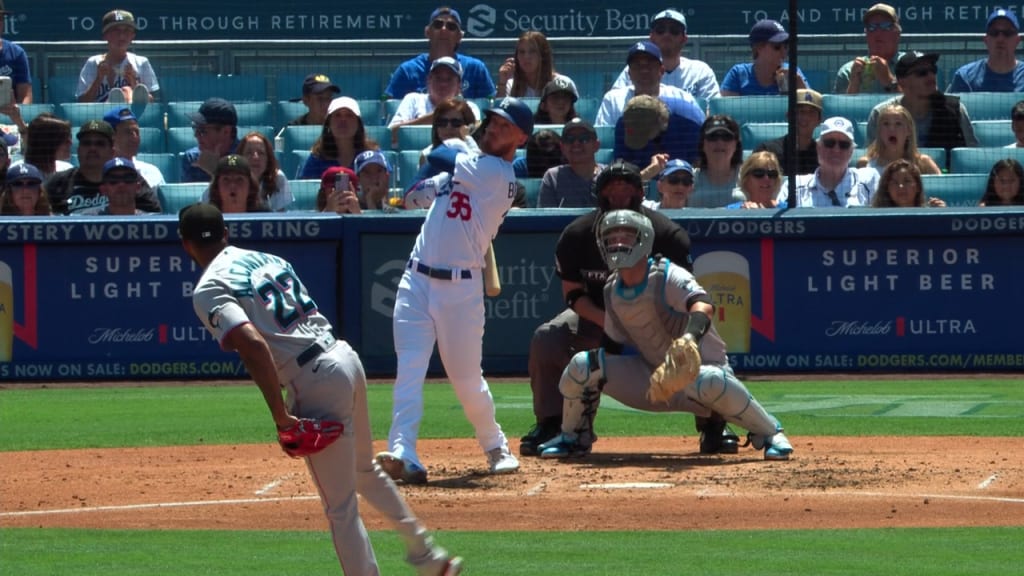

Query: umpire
[520,160,739,455]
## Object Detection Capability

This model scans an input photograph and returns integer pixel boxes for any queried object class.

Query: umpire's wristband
[684,310,711,342]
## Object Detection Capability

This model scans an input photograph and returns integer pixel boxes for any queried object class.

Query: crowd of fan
[3,3,1024,216]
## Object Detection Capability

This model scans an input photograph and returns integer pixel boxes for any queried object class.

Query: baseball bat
[484,243,501,297]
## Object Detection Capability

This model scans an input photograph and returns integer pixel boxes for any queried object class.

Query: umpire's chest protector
[604,263,687,367]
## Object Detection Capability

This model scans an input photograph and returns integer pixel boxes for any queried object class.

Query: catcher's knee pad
[558,349,606,400]
[688,366,777,436]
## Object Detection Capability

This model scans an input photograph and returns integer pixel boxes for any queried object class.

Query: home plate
[579,482,673,490]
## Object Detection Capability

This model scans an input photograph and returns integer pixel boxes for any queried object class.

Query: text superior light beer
[0,261,13,361]
[694,251,751,353]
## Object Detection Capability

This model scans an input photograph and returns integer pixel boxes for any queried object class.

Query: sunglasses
[750,168,780,180]
[770,42,787,51]
[103,174,138,184]
[431,19,460,31]
[705,132,736,142]
[987,28,1018,38]
[78,138,109,148]
[562,134,594,145]
[908,66,937,78]
[821,138,853,150]
[435,118,466,128]
[10,180,40,188]
[865,21,897,32]
[664,174,694,185]
[653,24,684,36]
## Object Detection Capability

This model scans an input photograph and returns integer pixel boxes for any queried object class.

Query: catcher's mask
[597,209,654,270]
[593,159,644,212]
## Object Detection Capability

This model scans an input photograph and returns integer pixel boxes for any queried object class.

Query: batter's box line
[0,495,321,518]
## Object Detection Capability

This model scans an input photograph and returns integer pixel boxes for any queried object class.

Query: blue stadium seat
[519,177,542,208]
[566,69,610,99]
[595,148,615,164]
[166,101,273,128]
[281,125,321,153]
[136,153,179,184]
[853,121,869,148]
[274,73,384,101]
[288,179,322,211]
[953,92,1021,121]
[396,150,423,191]
[286,150,312,180]
[58,102,165,129]
[950,147,1024,174]
[821,94,893,123]
[157,75,267,103]
[574,97,600,125]
[275,99,388,127]
[920,173,988,207]
[919,147,948,169]
[167,125,274,154]
[519,97,541,113]
[972,120,1013,148]
[708,96,788,125]
[157,182,206,214]
[396,126,433,152]
[2,103,56,125]
[741,122,787,149]
[44,74,80,105]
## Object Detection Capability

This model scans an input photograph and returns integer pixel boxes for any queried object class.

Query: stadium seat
[953,92,1021,121]
[950,147,1024,174]
[921,173,988,207]
[281,125,321,153]
[286,150,312,180]
[157,182,206,214]
[58,102,165,129]
[288,179,322,211]
[519,177,542,208]
[396,150,423,191]
[972,120,1013,148]
[918,147,948,169]
[518,97,541,113]
[741,122,787,149]
[821,93,893,123]
[574,97,600,125]
[2,103,56,125]
[136,153,179,184]
[708,96,787,125]
[166,101,273,128]
[167,125,274,154]
[595,148,615,164]
[275,99,388,127]
[273,73,384,102]
[44,74,80,105]
[157,75,267,103]
[396,126,433,152]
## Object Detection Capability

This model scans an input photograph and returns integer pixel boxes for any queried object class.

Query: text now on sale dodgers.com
[733,352,1024,371]
[0,360,244,379]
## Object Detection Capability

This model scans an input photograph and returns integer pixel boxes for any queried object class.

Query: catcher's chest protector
[605,264,687,367]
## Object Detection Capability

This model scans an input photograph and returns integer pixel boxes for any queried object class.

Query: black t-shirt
[756,136,819,175]
[44,168,162,215]
[555,206,692,309]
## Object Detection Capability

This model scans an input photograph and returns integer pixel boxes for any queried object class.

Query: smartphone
[0,77,12,107]
[335,172,349,192]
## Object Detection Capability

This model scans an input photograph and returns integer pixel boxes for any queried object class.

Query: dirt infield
[2,437,1023,531]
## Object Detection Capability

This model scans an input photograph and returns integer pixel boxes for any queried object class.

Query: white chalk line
[977,474,999,490]
[255,473,295,496]
[0,495,320,518]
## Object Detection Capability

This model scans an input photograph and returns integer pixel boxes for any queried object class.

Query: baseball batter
[538,210,794,461]
[375,98,533,485]
[178,203,462,576]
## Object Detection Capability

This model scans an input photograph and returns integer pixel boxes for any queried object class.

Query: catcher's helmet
[597,209,654,270]
[593,159,644,211]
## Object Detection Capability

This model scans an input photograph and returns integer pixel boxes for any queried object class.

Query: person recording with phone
[317,166,362,214]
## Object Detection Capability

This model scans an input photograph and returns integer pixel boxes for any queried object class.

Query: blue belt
[296,334,336,367]
[407,259,472,280]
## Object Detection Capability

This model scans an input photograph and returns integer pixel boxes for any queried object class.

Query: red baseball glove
[277,418,344,458]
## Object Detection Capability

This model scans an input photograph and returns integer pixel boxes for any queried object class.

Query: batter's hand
[648,335,701,404]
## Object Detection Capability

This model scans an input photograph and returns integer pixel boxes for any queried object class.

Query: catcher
[537,209,793,461]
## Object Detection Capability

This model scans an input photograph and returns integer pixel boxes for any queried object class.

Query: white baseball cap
[327,96,361,118]
[818,117,855,143]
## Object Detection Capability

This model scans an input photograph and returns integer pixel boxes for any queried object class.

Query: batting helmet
[597,209,655,271]
[593,159,644,211]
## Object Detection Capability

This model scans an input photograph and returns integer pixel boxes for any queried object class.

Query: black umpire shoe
[519,418,561,457]
[698,415,740,454]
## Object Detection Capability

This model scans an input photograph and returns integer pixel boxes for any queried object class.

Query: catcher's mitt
[648,334,701,404]
[277,418,344,458]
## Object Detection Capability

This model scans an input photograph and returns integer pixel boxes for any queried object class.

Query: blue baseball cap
[987,8,1020,31]
[749,19,789,44]
[354,150,391,174]
[627,40,663,64]
[428,7,461,26]
[102,157,139,179]
[430,56,463,78]
[103,106,137,129]
[7,163,43,183]
[485,97,534,137]
[658,159,694,179]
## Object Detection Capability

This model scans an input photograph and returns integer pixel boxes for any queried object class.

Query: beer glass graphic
[0,261,13,361]
[694,251,751,353]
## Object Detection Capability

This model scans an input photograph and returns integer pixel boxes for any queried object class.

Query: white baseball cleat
[442,556,463,576]
[486,445,520,474]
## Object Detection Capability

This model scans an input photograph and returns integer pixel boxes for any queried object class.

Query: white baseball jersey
[76,52,160,101]
[191,246,332,368]
[611,58,721,100]
[409,151,517,270]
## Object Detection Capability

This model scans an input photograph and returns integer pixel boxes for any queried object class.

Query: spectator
[496,30,576,98]
[1008,100,1024,147]
[834,3,903,94]
[0,163,50,215]
[727,151,787,209]
[76,9,158,104]
[643,158,695,210]
[0,139,10,182]
[720,20,809,96]
[103,107,165,190]
[45,120,160,215]
[208,154,266,213]
[236,132,291,212]
[866,52,979,162]
[388,57,481,146]
[514,129,563,178]
[354,149,394,210]
[419,98,479,166]
[754,88,822,175]
[791,117,879,207]
[316,166,361,214]
[537,118,603,208]
[297,97,379,179]
[182,98,239,183]
[614,94,704,172]
[0,1,33,103]
[611,9,720,101]
[857,103,941,175]
[948,9,1024,93]
[16,114,72,178]
[595,41,700,127]
[98,157,147,215]
[384,6,495,100]
[286,74,341,126]
[534,77,579,124]
[872,158,944,207]
[689,115,745,207]
[980,158,1024,205]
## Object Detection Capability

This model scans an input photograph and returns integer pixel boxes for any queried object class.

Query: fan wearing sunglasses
[948,8,1024,93]
[727,151,787,210]
[610,9,720,101]
[383,6,496,100]
[419,98,479,167]
[834,3,903,94]
[720,19,809,96]
[643,158,695,210]
[865,52,978,164]
[792,117,879,208]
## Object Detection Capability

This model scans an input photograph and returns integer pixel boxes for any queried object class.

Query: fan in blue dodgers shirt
[947,8,1024,93]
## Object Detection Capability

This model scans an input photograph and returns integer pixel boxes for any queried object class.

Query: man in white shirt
[611,9,719,101]
[791,117,879,207]
[595,41,699,127]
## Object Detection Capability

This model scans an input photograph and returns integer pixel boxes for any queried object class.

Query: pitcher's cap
[178,203,226,243]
